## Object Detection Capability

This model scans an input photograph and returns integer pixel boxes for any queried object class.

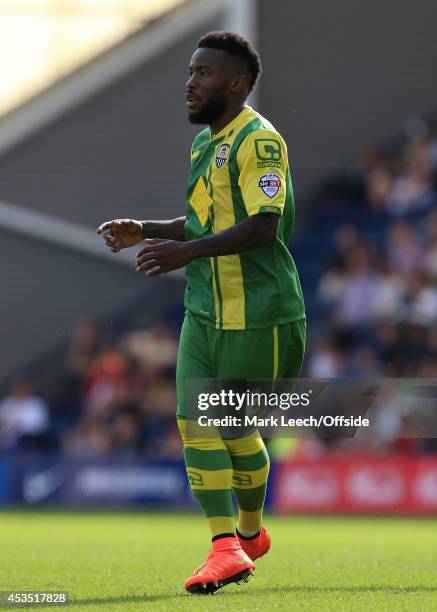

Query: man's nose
[186,74,198,89]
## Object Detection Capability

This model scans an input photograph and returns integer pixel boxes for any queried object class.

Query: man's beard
[188,88,228,125]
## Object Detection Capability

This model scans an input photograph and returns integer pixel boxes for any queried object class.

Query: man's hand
[96,219,143,252]
[136,239,194,277]
[135,214,279,277]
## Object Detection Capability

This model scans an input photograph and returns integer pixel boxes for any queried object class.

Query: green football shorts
[176,312,306,418]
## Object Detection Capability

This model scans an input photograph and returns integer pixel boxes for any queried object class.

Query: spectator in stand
[360,123,437,215]
[83,346,129,416]
[65,318,101,377]
[387,220,423,274]
[319,245,376,326]
[330,224,363,271]
[308,338,347,378]
[406,274,437,326]
[111,410,142,455]
[350,347,382,377]
[387,134,435,215]
[0,379,49,450]
[359,145,394,210]
[62,415,112,457]
[60,319,179,456]
[423,209,437,278]
[121,321,178,379]
[318,214,436,385]
[370,258,406,321]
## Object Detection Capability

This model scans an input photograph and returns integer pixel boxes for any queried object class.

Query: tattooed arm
[96,217,186,252]
[140,218,186,242]
[136,213,280,277]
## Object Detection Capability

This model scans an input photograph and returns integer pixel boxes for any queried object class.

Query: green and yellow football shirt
[184,105,305,330]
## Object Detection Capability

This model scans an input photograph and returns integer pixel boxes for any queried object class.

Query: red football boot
[237,526,271,561]
[185,536,255,595]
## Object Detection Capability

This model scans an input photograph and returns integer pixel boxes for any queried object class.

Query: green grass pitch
[0,511,436,611]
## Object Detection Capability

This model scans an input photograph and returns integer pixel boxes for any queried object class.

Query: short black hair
[197,31,262,93]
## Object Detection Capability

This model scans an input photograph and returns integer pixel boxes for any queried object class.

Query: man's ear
[230,74,247,94]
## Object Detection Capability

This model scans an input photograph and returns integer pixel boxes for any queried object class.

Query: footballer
[97,31,305,595]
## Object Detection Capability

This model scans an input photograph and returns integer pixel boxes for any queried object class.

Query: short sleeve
[237,129,287,217]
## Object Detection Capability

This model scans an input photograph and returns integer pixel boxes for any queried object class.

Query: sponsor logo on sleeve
[255,139,282,161]
[255,138,282,168]
[258,172,281,198]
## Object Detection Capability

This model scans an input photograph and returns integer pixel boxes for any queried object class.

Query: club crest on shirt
[258,172,281,198]
[215,143,230,168]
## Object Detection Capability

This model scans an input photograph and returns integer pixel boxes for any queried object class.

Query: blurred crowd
[313,210,437,379]
[305,125,437,455]
[359,126,437,215]
[0,320,182,457]
[312,124,437,378]
[1,123,436,458]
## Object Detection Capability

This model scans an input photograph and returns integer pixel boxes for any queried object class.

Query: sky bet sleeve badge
[215,143,230,168]
[258,172,281,198]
